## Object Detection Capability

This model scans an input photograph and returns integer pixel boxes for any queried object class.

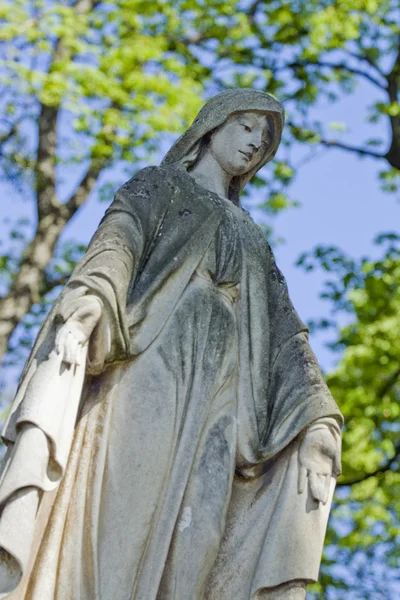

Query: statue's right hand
[55,295,103,366]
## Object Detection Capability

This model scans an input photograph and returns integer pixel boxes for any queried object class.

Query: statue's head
[161,88,284,204]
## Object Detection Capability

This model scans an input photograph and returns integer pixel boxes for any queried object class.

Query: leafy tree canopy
[298,234,400,597]
[0,1,400,597]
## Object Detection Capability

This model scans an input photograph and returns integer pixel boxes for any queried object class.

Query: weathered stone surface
[0,89,342,599]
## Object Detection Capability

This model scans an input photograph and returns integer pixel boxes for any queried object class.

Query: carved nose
[254,128,265,148]
[249,139,261,152]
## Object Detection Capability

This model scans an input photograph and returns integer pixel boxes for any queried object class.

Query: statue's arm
[52,200,137,370]
[52,169,167,371]
[263,244,343,501]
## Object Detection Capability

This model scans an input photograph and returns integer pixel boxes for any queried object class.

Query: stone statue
[0,89,342,600]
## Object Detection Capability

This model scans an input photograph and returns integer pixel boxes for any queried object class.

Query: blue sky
[272,79,398,369]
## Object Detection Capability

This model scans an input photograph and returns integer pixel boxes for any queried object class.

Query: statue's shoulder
[116,165,216,222]
[114,166,198,221]
[121,165,186,192]
[113,166,172,209]
[118,165,204,206]
[117,166,163,193]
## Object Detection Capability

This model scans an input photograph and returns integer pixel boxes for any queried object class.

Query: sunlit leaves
[0,2,400,595]
[0,0,206,176]
[300,233,400,597]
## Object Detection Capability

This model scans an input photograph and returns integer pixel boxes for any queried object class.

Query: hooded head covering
[161,88,285,203]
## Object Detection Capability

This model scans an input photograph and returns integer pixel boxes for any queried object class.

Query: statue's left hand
[298,423,341,505]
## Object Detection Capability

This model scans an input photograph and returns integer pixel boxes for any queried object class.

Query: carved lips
[238,150,253,161]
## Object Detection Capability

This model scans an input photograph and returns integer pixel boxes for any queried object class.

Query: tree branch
[0,114,36,160]
[73,0,102,11]
[41,273,70,295]
[247,0,265,26]
[385,44,400,169]
[377,366,400,399]
[36,104,60,217]
[0,122,20,147]
[319,138,386,160]
[64,160,105,218]
[288,60,387,91]
[337,442,400,487]
[36,0,104,220]
[337,365,400,487]
[0,0,107,363]
[345,49,386,78]
[244,0,279,45]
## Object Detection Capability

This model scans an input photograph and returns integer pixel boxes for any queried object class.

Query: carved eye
[243,124,252,132]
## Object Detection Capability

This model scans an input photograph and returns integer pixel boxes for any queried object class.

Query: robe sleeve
[2,167,168,443]
[261,249,343,458]
[55,167,169,371]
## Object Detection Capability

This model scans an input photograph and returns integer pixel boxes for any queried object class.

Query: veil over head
[161,88,285,203]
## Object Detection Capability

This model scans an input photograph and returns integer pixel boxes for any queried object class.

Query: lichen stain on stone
[178,506,192,532]
[179,208,192,217]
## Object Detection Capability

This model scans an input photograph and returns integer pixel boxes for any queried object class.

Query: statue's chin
[227,163,251,177]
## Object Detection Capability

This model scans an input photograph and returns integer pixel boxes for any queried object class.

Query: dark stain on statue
[198,416,232,501]
[179,208,192,217]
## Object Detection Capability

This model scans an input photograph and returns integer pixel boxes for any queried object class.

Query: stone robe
[0,166,342,599]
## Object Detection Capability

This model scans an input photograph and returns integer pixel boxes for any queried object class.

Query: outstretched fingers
[322,473,331,505]
[55,326,68,361]
[298,463,308,494]
[308,470,322,502]
[64,331,80,366]
[55,324,83,367]
[307,471,331,504]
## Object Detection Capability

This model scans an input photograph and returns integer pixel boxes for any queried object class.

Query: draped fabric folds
[0,166,342,599]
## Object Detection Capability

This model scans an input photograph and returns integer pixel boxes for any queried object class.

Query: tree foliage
[299,234,400,598]
[0,1,400,597]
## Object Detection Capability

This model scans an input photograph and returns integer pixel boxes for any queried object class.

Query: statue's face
[208,111,269,176]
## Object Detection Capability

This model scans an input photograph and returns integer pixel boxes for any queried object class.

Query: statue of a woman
[0,89,342,600]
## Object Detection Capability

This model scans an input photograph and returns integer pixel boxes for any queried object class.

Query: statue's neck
[190,152,232,201]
